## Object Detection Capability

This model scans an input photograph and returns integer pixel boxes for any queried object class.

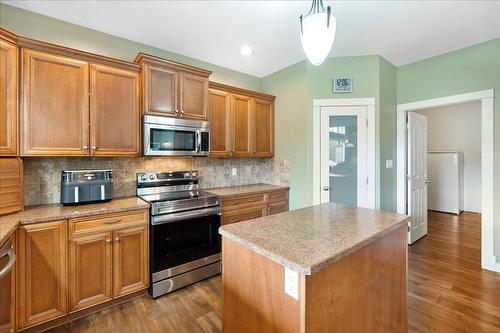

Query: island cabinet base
[222,226,408,333]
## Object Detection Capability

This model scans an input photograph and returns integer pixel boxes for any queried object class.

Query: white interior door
[320,106,367,207]
[407,112,428,244]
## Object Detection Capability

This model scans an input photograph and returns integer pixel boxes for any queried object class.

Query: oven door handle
[152,206,221,225]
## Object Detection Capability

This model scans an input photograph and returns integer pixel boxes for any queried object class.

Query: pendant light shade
[300,0,336,66]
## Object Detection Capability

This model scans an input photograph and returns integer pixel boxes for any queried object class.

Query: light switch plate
[284,267,299,300]
[231,167,237,176]
[385,160,393,169]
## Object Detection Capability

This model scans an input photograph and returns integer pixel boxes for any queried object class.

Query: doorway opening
[396,89,496,272]
[313,98,375,209]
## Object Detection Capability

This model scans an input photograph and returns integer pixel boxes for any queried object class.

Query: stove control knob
[149,174,155,180]
[140,175,147,181]
[191,172,197,178]
[184,172,191,178]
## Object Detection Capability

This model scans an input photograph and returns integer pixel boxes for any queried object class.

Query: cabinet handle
[106,239,112,244]
[230,202,239,205]
[0,248,15,278]
[253,149,256,154]
[103,219,122,225]
[229,220,240,224]
[249,215,259,219]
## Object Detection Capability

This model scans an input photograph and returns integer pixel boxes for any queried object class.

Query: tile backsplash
[23,156,289,206]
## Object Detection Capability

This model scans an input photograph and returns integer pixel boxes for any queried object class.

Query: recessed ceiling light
[240,45,252,56]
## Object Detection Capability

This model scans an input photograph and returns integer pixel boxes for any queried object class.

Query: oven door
[144,122,198,156]
[150,206,221,283]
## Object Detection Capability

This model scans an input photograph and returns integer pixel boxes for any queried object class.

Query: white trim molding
[312,98,376,209]
[396,89,497,272]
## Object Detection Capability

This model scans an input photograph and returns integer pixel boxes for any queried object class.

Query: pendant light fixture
[299,0,336,66]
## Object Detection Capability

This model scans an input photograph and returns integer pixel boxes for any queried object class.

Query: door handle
[323,186,330,191]
[425,179,431,184]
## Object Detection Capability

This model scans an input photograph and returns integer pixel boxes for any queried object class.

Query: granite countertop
[0,197,149,246]
[219,203,409,275]
[206,183,289,197]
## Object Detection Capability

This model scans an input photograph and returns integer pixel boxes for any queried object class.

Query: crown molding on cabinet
[209,81,275,102]
[134,52,212,78]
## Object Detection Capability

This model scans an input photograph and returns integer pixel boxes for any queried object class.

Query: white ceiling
[3,0,500,77]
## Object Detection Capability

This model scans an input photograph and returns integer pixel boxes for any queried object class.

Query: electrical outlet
[386,160,393,169]
[284,267,299,300]
[231,167,237,176]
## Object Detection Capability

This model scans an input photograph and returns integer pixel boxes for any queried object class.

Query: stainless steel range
[136,170,221,298]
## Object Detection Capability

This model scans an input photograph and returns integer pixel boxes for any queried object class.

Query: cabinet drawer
[69,209,148,235]
[222,207,264,225]
[267,190,288,203]
[267,201,289,216]
[222,194,265,210]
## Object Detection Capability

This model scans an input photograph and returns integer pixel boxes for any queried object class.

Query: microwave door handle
[196,130,202,153]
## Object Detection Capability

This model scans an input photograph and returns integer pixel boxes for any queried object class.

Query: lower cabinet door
[113,225,148,297]
[17,220,67,329]
[267,201,289,216]
[69,231,113,312]
[221,206,265,225]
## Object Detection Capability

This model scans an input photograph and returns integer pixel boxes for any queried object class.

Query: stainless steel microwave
[143,115,210,156]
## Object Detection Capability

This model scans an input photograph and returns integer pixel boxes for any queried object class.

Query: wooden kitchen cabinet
[135,53,212,120]
[0,234,15,333]
[208,82,275,158]
[17,220,68,329]
[219,188,289,225]
[20,36,141,157]
[21,49,89,156]
[231,94,253,157]
[179,72,209,120]
[68,231,113,312]
[90,63,140,156]
[68,209,148,311]
[253,98,274,157]
[0,29,18,156]
[208,89,231,157]
[113,225,149,297]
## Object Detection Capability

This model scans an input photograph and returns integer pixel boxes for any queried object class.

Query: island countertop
[219,202,409,275]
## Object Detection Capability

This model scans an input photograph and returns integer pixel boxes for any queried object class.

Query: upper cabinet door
[0,38,18,156]
[90,64,140,156]
[21,49,89,156]
[208,89,230,157]
[253,98,274,157]
[231,94,252,157]
[143,64,178,116]
[179,72,208,120]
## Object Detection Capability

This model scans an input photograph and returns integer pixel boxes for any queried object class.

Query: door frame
[313,98,376,208]
[396,89,497,272]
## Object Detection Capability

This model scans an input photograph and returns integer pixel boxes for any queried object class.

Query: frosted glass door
[320,107,367,207]
[329,116,358,205]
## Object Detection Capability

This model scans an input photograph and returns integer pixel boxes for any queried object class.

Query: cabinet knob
[91,146,97,152]
[106,239,112,244]
[82,146,88,151]
[115,237,120,242]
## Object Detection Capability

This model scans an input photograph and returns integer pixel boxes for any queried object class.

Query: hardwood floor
[48,211,500,333]
[408,211,500,333]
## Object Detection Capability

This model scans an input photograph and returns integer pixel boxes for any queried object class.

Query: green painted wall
[0,3,261,90]
[262,55,388,210]
[379,58,397,212]
[397,38,500,262]
[261,62,310,209]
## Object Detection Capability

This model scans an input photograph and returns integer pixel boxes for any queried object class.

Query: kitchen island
[219,203,409,333]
